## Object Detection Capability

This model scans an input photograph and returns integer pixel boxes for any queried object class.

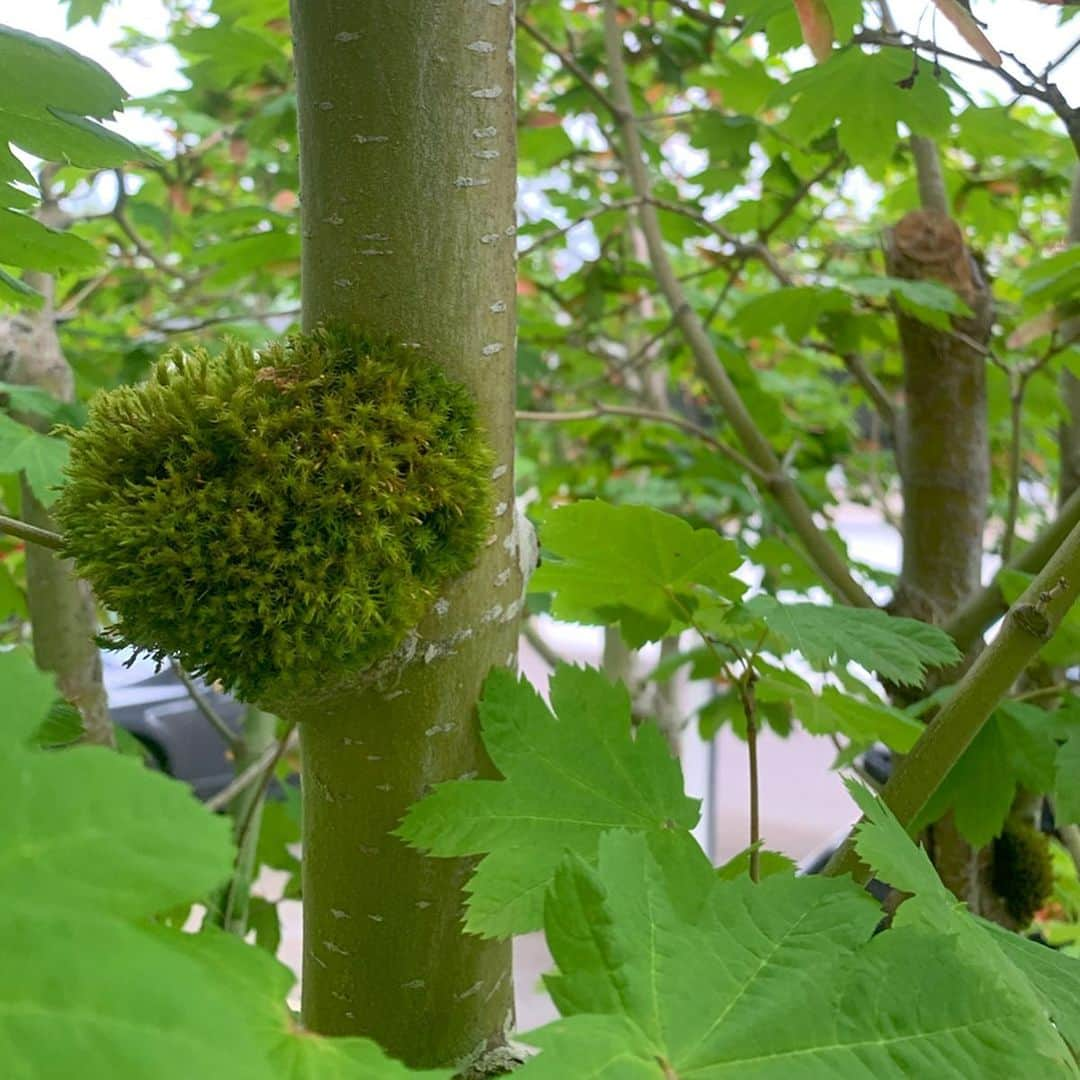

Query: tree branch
[602,1,874,609]
[945,484,1080,652]
[0,513,64,551]
[518,402,767,478]
[826,517,1080,881]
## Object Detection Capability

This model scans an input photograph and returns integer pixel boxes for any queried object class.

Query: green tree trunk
[288,2,521,1070]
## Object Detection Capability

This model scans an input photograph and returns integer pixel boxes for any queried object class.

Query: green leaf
[1056,730,1080,827]
[843,274,973,330]
[848,778,957,913]
[1017,248,1080,305]
[744,596,961,686]
[850,781,1080,1062]
[0,648,441,1078]
[2,743,234,918]
[530,501,745,646]
[756,670,925,751]
[0,646,58,745]
[0,207,99,274]
[985,926,1080,1058]
[914,702,1063,845]
[0,268,43,308]
[0,26,152,228]
[778,47,953,169]
[0,412,70,503]
[64,0,113,26]
[0,560,26,620]
[519,828,1066,1077]
[0,25,124,118]
[733,285,850,340]
[397,665,700,937]
[0,380,85,425]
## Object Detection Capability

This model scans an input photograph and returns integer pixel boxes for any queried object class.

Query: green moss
[991,821,1054,927]
[55,325,494,702]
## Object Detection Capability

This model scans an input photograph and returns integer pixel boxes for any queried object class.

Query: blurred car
[103,649,245,802]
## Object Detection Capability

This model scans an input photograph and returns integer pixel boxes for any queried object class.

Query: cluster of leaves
[513,0,1077,572]
[400,661,1080,1075]
[530,499,957,754]
[0,646,445,1079]
[54,324,494,701]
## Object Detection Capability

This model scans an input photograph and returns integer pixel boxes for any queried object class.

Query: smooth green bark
[288,1,520,1069]
[825,517,1080,881]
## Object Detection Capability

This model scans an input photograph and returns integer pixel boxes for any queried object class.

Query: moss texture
[991,821,1054,927]
[54,325,493,701]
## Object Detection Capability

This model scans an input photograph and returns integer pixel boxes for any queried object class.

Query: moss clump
[55,325,493,701]
[991,821,1054,927]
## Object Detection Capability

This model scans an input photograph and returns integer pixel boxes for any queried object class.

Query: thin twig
[522,617,570,671]
[520,198,642,256]
[745,702,760,883]
[517,16,620,116]
[839,352,899,433]
[517,403,767,479]
[0,513,64,551]
[171,661,240,750]
[231,720,298,850]
[146,307,302,336]
[205,727,299,812]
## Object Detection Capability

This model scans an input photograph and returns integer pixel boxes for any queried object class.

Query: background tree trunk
[0,230,112,749]
[887,144,998,916]
[288,1,521,1071]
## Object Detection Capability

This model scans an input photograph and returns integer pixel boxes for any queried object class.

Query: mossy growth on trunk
[54,323,493,702]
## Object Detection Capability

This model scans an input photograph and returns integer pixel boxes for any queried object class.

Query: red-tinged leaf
[931,0,1003,67]
[793,0,834,63]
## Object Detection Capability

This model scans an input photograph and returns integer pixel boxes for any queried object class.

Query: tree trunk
[288,2,521,1070]
[886,154,997,916]
[0,257,113,749]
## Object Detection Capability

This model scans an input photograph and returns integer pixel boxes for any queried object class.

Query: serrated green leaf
[778,47,952,169]
[745,596,960,686]
[0,24,124,118]
[530,501,745,646]
[849,781,1079,1063]
[848,779,956,910]
[756,670,924,750]
[519,827,1067,1077]
[397,665,700,937]
[0,412,70,502]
